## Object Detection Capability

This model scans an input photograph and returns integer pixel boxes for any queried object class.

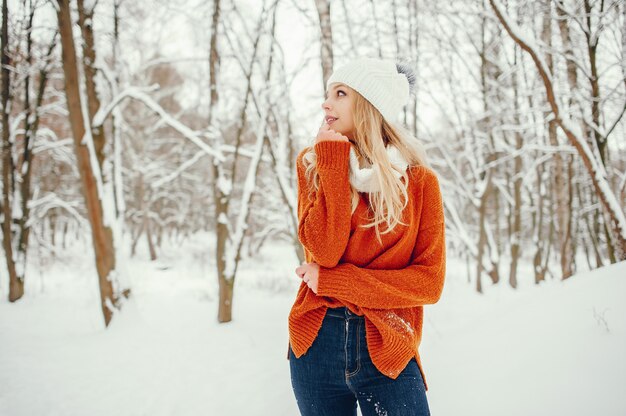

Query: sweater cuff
[317,266,350,299]
[315,140,350,170]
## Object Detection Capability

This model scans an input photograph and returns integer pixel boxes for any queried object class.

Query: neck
[348,144,409,193]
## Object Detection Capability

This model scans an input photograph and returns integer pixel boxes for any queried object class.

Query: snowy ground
[0,235,624,416]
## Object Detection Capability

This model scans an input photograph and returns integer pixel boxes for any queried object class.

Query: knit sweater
[287,140,446,391]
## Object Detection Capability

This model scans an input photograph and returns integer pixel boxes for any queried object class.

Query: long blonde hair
[302,89,429,243]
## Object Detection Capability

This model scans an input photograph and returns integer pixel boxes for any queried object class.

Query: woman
[288,57,446,416]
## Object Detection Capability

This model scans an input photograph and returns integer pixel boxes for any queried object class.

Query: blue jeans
[289,306,430,416]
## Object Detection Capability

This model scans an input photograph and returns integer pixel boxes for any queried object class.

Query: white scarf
[348,145,409,193]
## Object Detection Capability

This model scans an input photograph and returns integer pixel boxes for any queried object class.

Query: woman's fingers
[295,262,317,288]
[296,262,310,278]
[295,266,305,278]
[316,119,349,143]
[316,129,349,143]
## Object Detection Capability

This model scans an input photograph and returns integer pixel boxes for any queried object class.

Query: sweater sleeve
[296,140,352,268]
[316,169,446,308]
[316,222,445,308]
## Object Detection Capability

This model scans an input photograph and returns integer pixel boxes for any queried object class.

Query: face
[322,83,356,140]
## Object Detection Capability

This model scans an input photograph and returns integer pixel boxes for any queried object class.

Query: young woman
[287,57,446,416]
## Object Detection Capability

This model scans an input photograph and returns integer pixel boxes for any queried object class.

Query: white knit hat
[326,57,411,123]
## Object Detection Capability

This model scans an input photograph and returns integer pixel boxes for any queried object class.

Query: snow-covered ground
[0,236,624,416]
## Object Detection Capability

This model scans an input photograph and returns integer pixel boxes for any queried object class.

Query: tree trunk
[532,165,549,284]
[52,211,58,247]
[476,193,486,294]
[208,0,220,124]
[15,9,56,300]
[111,0,125,220]
[76,0,106,170]
[214,184,231,322]
[314,0,333,89]
[207,0,233,323]
[1,0,22,302]
[508,46,524,289]
[549,0,576,279]
[15,4,35,291]
[340,0,357,52]
[217,270,233,323]
[476,14,500,291]
[131,227,141,258]
[369,0,383,58]
[136,173,156,261]
[583,0,606,165]
[582,0,617,265]
[56,0,119,327]
[408,0,419,137]
[258,8,302,266]
[212,0,276,322]
[145,220,157,261]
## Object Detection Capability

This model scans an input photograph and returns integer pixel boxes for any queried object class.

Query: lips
[325,116,338,124]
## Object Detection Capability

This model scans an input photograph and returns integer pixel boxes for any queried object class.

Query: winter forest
[1,0,625,415]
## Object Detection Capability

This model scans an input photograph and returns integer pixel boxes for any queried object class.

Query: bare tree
[15,3,58,300]
[548,0,576,279]
[475,9,503,291]
[56,0,124,326]
[1,0,20,301]
[314,0,333,88]
[490,0,626,261]
[210,0,280,322]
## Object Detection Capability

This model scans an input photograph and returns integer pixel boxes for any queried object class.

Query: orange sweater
[287,140,446,390]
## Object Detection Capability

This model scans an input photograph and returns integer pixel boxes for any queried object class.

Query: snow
[0,238,625,416]
[27,192,89,229]
[151,150,207,189]
[99,54,127,221]
[225,107,269,280]
[384,311,414,338]
[426,258,626,416]
[92,87,225,163]
[558,119,626,241]
[216,173,232,196]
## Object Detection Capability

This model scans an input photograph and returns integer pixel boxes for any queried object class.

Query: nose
[322,96,331,110]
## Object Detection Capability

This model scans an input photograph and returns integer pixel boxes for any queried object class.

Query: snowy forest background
[0,0,625,415]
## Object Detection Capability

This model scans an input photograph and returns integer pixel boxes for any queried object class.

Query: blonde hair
[302,88,429,243]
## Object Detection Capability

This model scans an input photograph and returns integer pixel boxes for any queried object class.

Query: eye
[337,89,346,96]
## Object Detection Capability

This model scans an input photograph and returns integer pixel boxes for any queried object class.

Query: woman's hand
[295,262,320,294]
[316,121,349,144]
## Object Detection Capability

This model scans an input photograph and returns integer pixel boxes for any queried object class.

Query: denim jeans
[289,306,430,416]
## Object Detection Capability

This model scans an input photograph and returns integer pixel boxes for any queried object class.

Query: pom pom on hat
[395,61,416,96]
[326,57,413,123]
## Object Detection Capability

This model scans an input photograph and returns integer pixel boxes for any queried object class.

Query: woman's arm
[316,169,446,308]
[315,222,446,308]
[296,140,352,268]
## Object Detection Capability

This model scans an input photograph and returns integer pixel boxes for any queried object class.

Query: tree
[1,0,19,300]
[210,0,281,322]
[56,0,125,326]
[314,0,333,89]
[490,0,626,261]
